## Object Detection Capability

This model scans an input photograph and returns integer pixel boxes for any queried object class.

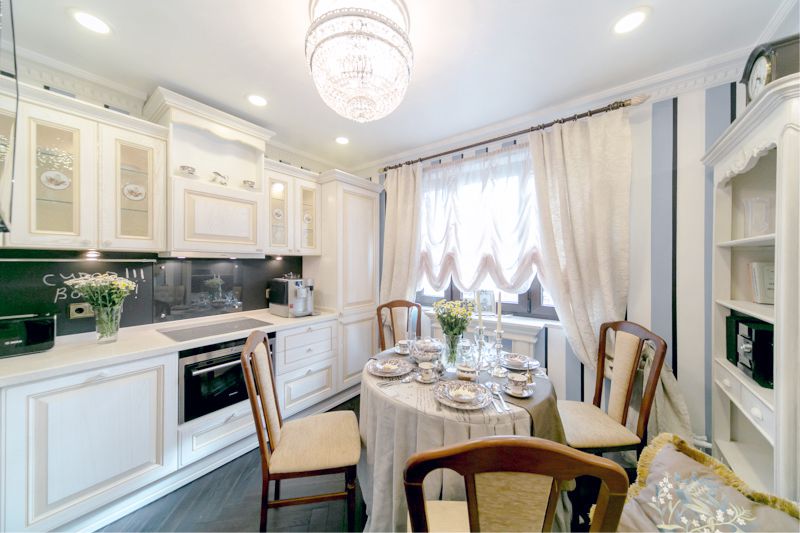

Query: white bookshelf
[702,73,798,500]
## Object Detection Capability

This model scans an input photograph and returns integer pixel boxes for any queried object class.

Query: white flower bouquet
[64,273,137,343]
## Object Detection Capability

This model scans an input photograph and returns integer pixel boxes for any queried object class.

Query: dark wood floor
[101,398,366,532]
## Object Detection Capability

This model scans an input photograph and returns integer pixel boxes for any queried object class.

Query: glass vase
[94,304,122,344]
[443,333,462,372]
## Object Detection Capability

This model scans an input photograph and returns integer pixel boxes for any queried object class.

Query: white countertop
[0,309,337,388]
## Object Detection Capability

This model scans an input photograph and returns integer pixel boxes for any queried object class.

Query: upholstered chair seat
[269,410,360,474]
[406,501,469,533]
[557,400,641,450]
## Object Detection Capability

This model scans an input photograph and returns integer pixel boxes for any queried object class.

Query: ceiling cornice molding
[267,138,341,170]
[755,0,798,45]
[351,45,751,175]
[15,46,147,114]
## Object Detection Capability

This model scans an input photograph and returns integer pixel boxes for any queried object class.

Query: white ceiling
[14,0,790,170]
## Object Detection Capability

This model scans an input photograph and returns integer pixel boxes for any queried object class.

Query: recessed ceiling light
[614,8,649,34]
[73,11,111,34]
[336,137,350,145]
[248,94,267,107]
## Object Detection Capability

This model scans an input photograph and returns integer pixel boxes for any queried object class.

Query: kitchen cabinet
[177,400,254,468]
[275,355,338,417]
[265,160,321,256]
[1,353,178,532]
[304,170,382,391]
[98,125,166,251]
[169,177,265,257]
[7,103,98,248]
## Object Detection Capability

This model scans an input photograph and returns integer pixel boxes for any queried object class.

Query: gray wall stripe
[704,83,735,441]
[651,99,675,370]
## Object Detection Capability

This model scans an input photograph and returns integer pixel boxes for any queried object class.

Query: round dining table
[357,349,571,532]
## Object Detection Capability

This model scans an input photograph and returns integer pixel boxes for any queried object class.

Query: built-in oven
[178,332,276,424]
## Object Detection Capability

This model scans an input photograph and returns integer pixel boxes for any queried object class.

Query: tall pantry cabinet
[303,170,383,391]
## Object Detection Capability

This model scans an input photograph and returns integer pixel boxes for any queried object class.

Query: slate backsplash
[0,250,301,336]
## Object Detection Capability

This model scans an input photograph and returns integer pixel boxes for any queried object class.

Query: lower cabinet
[177,401,254,467]
[1,354,178,532]
[275,356,337,418]
[339,310,377,390]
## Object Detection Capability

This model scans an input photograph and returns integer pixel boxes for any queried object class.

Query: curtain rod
[381,94,649,172]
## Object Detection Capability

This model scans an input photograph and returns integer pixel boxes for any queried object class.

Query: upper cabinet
[144,87,275,258]
[265,160,321,256]
[4,88,168,251]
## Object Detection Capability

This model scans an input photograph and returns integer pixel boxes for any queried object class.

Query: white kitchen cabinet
[265,160,321,256]
[1,353,178,532]
[98,125,166,251]
[168,177,265,257]
[273,318,337,375]
[304,170,382,391]
[177,400,254,468]
[8,103,98,248]
[275,355,338,417]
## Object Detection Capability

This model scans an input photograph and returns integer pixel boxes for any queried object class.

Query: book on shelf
[750,262,775,305]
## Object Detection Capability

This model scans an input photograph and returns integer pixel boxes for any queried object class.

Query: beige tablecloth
[358,351,571,532]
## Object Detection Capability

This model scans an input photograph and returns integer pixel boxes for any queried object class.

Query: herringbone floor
[101,398,366,532]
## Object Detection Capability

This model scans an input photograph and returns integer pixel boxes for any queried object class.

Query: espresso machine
[268,275,315,318]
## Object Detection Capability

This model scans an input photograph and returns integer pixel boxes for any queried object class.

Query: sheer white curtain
[418,144,540,293]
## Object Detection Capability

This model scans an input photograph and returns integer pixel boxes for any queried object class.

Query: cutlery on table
[488,382,511,411]
[490,397,503,413]
[378,374,415,387]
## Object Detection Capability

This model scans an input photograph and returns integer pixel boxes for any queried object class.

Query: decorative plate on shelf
[433,381,492,410]
[40,170,71,190]
[303,213,313,224]
[272,208,284,220]
[366,358,413,378]
[122,183,146,201]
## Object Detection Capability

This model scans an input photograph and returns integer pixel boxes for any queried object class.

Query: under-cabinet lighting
[274,256,283,261]
[614,8,649,34]
[73,11,111,34]
[84,249,101,261]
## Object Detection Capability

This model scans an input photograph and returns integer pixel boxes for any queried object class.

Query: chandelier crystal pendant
[305,0,413,123]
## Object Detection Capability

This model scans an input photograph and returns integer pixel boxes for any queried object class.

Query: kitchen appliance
[179,331,276,424]
[269,275,315,318]
[736,319,773,389]
[0,314,56,358]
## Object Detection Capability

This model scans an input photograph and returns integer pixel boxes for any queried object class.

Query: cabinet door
[339,183,379,312]
[178,400,254,467]
[171,177,265,256]
[266,172,293,254]
[8,103,98,248]
[339,310,378,390]
[294,178,321,255]
[99,125,166,251]
[2,354,178,532]
[275,355,337,417]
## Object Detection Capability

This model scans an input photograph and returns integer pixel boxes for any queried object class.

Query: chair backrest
[377,299,422,350]
[404,436,629,532]
[593,321,667,442]
[241,330,283,472]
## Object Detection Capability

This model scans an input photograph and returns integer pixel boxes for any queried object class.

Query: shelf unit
[702,73,798,500]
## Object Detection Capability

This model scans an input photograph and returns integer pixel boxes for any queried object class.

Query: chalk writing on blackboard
[42,270,148,304]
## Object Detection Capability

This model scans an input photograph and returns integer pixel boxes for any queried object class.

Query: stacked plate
[367,358,414,378]
[500,352,541,371]
[433,381,493,410]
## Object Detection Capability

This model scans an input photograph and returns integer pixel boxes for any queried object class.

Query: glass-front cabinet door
[99,125,165,251]
[8,103,98,248]
[267,173,293,254]
[295,178,320,254]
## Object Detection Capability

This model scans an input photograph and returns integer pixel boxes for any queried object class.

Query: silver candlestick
[490,329,508,377]
[474,326,488,370]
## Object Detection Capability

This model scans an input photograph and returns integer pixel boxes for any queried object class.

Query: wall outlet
[69,302,94,319]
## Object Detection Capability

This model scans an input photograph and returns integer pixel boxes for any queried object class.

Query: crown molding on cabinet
[755,0,799,45]
[264,158,321,180]
[318,169,383,193]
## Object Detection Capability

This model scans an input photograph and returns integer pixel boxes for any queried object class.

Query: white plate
[367,358,413,378]
[433,381,492,410]
[40,170,71,190]
[394,347,411,355]
[503,384,535,398]
[415,374,438,384]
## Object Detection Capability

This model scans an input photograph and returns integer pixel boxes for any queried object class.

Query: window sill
[422,307,560,336]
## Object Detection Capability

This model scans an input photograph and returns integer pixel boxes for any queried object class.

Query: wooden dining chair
[240,331,361,532]
[557,321,668,456]
[403,436,629,532]
[377,299,422,350]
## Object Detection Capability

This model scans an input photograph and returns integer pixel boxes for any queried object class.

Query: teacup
[507,372,528,394]
[395,339,411,354]
[418,362,435,381]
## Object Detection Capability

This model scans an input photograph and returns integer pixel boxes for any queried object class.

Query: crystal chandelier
[305,0,413,123]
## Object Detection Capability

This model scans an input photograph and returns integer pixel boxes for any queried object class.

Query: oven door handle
[191,359,241,376]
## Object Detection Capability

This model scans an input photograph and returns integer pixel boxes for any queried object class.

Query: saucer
[415,374,438,384]
[503,384,534,398]
[394,347,411,356]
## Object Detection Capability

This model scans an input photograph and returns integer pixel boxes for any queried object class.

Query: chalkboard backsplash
[0,251,301,336]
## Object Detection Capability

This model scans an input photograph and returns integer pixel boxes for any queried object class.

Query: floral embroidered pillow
[619,437,799,532]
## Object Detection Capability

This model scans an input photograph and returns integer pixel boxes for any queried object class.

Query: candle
[475,292,483,328]
[496,292,502,331]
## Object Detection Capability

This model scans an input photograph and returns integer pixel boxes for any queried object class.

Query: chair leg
[345,466,357,532]
[274,479,281,501]
[260,477,269,532]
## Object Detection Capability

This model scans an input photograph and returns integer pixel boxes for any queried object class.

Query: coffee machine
[268,275,315,318]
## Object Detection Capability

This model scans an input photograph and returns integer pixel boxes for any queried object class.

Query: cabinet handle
[749,407,763,421]
[81,239,91,246]
[306,347,313,353]
[306,369,313,375]
[722,378,731,388]
[226,410,244,423]
[85,371,109,383]
[102,240,112,247]
[307,327,313,333]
